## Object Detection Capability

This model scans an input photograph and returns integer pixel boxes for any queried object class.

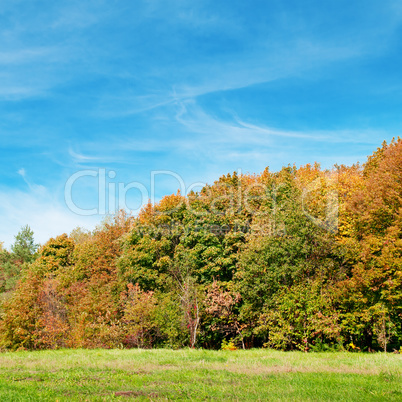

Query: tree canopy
[1,139,401,352]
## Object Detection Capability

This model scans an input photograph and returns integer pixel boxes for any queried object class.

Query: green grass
[0,349,400,401]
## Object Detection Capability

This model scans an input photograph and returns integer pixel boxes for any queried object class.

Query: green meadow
[0,349,400,401]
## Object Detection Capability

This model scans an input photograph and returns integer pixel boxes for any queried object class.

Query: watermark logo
[64,169,338,234]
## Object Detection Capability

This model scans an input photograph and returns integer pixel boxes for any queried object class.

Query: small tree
[0,227,38,293]
[11,225,38,264]
[372,305,397,353]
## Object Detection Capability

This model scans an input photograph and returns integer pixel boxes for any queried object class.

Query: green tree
[0,226,38,293]
[11,225,38,264]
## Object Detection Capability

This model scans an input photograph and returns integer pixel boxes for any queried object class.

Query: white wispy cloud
[90,0,402,120]
[16,168,47,194]
[92,39,362,119]
[0,85,45,99]
[0,167,102,248]
[174,101,385,146]
[1,0,401,247]
[0,186,100,248]
[68,148,104,163]
[0,47,58,65]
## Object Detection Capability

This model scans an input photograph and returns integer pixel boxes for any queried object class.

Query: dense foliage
[1,140,401,351]
[0,225,38,295]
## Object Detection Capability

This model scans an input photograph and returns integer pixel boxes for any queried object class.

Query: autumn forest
[0,139,401,353]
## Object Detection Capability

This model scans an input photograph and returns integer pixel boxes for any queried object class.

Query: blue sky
[1,0,402,247]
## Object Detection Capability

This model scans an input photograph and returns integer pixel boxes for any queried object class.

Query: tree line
[0,139,401,351]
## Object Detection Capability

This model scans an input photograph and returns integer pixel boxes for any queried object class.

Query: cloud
[162,100,390,172]
[174,100,384,145]
[1,0,402,247]
[0,85,44,100]
[92,38,364,120]
[0,47,57,65]
[0,184,100,249]
[68,148,104,163]
[0,167,102,248]
[15,168,47,194]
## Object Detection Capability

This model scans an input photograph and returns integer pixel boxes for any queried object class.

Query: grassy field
[0,349,400,401]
